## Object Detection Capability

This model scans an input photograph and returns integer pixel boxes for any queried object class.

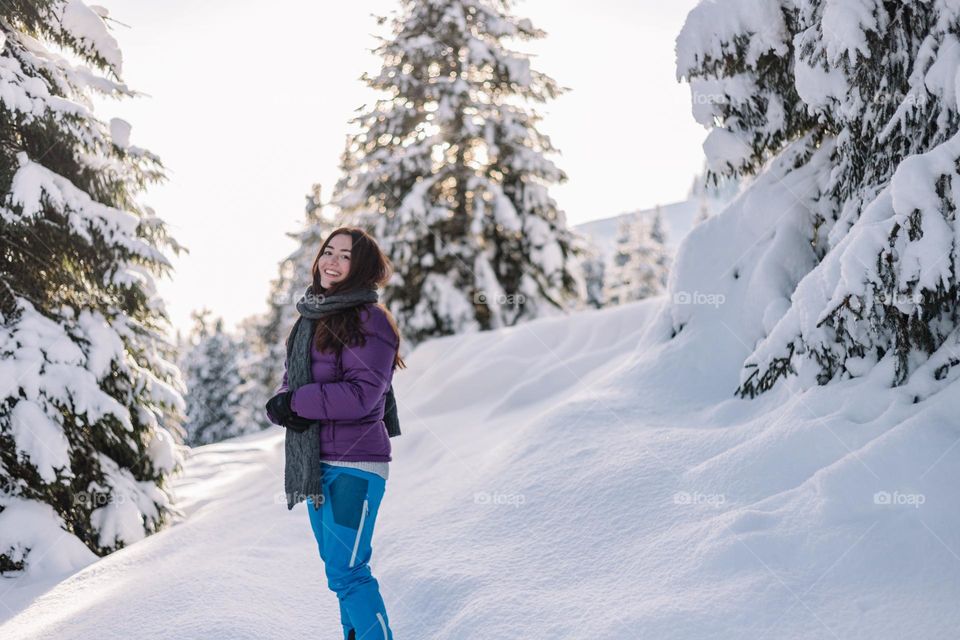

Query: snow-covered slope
[574,195,729,266]
[3,251,958,638]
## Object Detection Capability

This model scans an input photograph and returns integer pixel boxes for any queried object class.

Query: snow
[0,300,132,432]
[573,193,732,268]
[793,56,848,110]
[179,315,252,446]
[0,295,184,583]
[4,0,960,636]
[0,497,98,604]
[472,252,508,329]
[87,455,166,549]
[0,0,190,612]
[702,127,754,171]
[339,0,579,341]
[820,0,878,65]
[8,401,72,484]
[923,33,960,110]
[6,153,155,265]
[0,53,83,122]
[408,271,479,336]
[145,426,180,475]
[743,124,960,390]
[675,0,789,76]
[55,1,123,74]
[605,209,671,304]
[108,117,131,149]
[689,74,758,125]
[675,0,960,393]
[3,272,958,637]
[75,309,125,379]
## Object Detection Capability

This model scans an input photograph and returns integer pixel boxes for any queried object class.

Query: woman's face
[318,233,352,289]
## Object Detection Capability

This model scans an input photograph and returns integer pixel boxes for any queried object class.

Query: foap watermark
[271,290,327,306]
[691,91,727,106]
[875,291,924,306]
[673,290,726,308]
[872,90,928,108]
[874,490,925,509]
[474,291,526,308]
[275,492,324,506]
[271,292,295,305]
[73,491,125,509]
[473,490,526,508]
[673,491,726,507]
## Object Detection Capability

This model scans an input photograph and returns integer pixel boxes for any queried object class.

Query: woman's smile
[319,233,353,288]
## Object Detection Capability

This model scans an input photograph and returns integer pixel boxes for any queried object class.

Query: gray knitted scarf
[283,284,379,510]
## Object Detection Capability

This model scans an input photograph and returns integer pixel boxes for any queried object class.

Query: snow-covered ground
[3,269,958,637]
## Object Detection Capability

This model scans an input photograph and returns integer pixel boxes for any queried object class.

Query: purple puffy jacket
[267,303,398,462]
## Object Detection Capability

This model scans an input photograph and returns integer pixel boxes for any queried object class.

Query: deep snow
[2,280,958,637]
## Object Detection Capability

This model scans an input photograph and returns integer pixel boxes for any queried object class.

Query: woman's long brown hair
[311,227,406,371]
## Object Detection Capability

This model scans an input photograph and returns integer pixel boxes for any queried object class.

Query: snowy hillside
[574,194,729,265]
[3,254,957,638]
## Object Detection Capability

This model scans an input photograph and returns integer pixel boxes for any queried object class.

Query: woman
[265,227,405,640]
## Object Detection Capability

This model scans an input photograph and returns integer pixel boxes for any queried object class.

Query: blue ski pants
[306,462,393,640]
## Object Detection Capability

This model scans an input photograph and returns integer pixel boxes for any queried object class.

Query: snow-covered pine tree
[604,208,671,305]
[677,0,960,397]
[0,1,185,575]
[634,208,670,300]
[605,214,637,306]
[334,0,585,344]
[232,311,276,433]
[180,311,247,446]
[580,246,606,309]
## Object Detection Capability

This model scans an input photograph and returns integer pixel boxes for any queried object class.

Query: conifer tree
[232,311,276,432]
[0,1,185,574]
[181,311,246,446]
[676,0,960,396]
[605,208,671,305]
[335,0,584,344]
[580,247,606,309]
[605,214,636,307]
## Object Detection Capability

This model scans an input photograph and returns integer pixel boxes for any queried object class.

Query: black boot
[347,630,356,640]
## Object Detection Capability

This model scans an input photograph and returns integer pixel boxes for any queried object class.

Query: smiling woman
[264,226,405,640]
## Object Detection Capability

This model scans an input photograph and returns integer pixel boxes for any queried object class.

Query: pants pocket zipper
[349,498,369,568]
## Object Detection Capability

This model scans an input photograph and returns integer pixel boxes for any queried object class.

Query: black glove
[283,414,318,433]
[267,391,319,433]
[266,391,295,424]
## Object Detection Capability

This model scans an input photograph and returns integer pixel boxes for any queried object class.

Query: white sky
[92,0,706,335]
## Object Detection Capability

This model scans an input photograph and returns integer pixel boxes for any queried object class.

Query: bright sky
[92,0,706,335]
